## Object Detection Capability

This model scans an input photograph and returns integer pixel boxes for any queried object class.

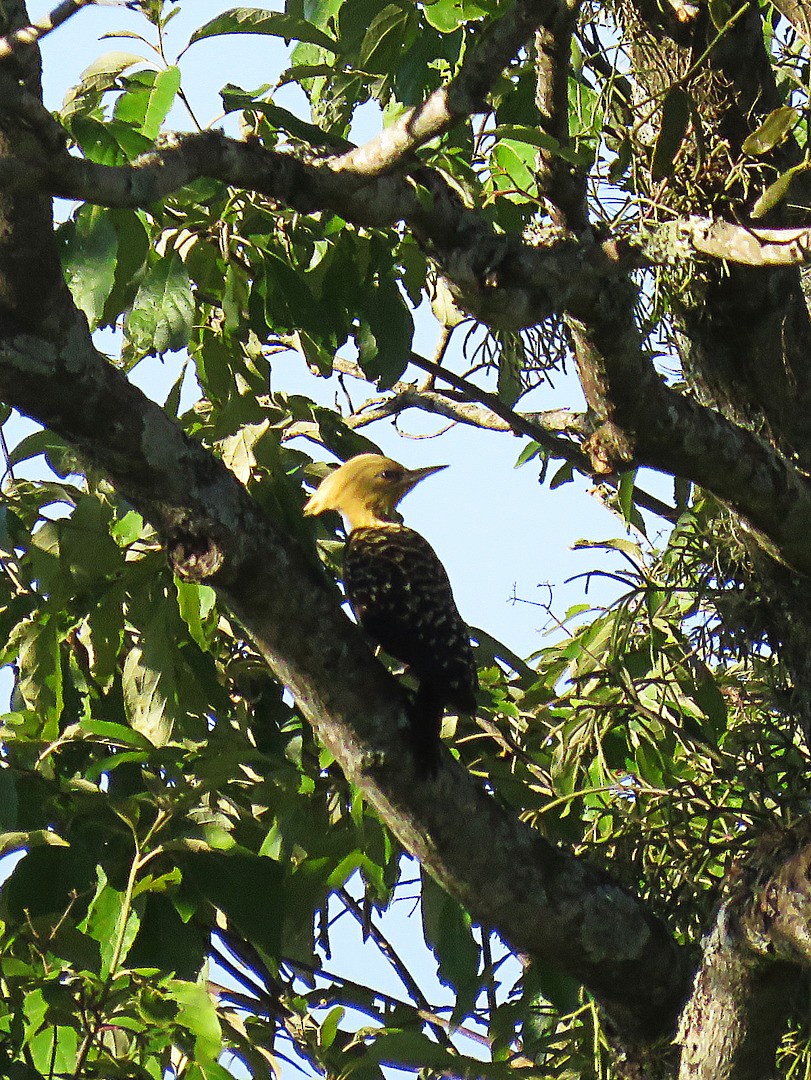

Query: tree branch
[10,120,811,562]
[649,216,811,267]
[0,317,691,1047]
[676,907,799,1080]
[767,0,811,45]
[0,0,96,60]
[675,825,811,1080]
[564,247,811,576]
[533,0,588,228]
[329,0,561,176]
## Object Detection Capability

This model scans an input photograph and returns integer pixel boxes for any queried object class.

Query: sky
[10,2,674,1075]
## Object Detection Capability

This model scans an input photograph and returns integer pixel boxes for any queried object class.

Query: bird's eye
[379,469,402,481]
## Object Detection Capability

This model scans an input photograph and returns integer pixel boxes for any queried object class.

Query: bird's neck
[344,505,403,531]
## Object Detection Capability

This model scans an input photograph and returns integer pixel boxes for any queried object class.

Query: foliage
[1,0,811,1078]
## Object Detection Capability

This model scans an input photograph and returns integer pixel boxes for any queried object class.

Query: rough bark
[676,825,811,1080]
[0,320,693,1045]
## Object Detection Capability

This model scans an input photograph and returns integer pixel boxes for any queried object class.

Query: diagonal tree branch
[0,316,692,1045]
[320,355,681,521]
[329,0,562,176]
[767,0,811,44]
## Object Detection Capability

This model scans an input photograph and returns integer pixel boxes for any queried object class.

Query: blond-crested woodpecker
[304,453,477,772]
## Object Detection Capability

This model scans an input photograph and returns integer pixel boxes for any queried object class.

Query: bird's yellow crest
[304,454,447,530]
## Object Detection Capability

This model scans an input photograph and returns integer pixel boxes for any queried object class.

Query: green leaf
[79,718,152,749]
[550,460,575,488]
[179,849,284,960]
[125,253,195,356]
[127,894,206,981]
[0,770,18,831]
[491,139,536,192]
[742,106,799,156]
[420,874,479,1019]
[175,579,217,652]
[61,206,118,329]
[423,0,492,33]
[618,469,637,525]
[514,440,544,469]
[28,1023,78,1077]
[318,1005,344,1049]
[61,51,146,120]
[142,64,181,139]
[187,8,339,54]
[356,278,413,388]
[82,866,141,977]
[751,164,806,218]
[9,616,63,740]
[167,981,222,1064]
[651,87,691,180]
[59,495,123,587]
[261,251,335,342]
[85,588,125,691]
[360,4,414,74]
[220,88,350,149]
[123,642,172,746]
[497,336,522,406]
[708,0,731,28]
[101,210,151,328]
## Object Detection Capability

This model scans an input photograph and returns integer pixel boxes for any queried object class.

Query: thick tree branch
[4,129,616,330]
[8,121,811,566]
[564,248,811,576]
[676,907,799,1080]
[675,826,811,1080]
[330,0,560,176]
[534,0,588,229]
[0,319,691,1045]
[650,216,811,267]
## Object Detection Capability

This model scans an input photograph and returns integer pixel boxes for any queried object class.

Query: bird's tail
[409,681,444,777]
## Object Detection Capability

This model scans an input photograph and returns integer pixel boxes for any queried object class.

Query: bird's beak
[400,464,448,494]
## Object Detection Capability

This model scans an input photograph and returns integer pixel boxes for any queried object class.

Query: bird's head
[304,454,447,530]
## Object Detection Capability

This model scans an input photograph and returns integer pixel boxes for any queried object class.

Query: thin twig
[336,885,454,1049]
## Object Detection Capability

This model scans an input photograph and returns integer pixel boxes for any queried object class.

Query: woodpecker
[304,453,477,772]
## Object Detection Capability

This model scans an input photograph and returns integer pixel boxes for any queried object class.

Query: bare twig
[420,324,454,392]
[336,886,454,1048]
[404,351,681,522]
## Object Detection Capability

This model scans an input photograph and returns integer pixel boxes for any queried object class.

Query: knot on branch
[731,819,811,964]
[167,523,226,582]
[583,423,635,476]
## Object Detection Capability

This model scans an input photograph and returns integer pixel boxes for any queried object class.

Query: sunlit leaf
[187,8,340,53]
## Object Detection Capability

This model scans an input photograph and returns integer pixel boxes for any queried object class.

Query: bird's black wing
[344,525,477,714]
